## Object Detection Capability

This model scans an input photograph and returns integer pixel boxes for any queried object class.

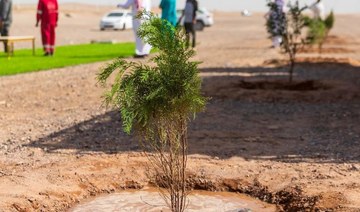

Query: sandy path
[1,4,360,211]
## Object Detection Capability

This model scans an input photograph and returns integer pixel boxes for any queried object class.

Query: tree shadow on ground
[28,110,140,154]
[27,62,360,163]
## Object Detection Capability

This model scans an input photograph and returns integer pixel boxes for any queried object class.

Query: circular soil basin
[70,188,276,212]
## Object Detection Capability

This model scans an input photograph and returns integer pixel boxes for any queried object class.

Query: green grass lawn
[0,42,135,76]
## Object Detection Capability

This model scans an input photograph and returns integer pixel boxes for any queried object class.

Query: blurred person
[265,0,286,48]
[36,0,58,56]
[159,0,177,27]
[0,0,12,53]
[308,0,325,20]
[118,0,152,58]
[180,0,198,48]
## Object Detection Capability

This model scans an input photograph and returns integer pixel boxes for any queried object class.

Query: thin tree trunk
[289,57,295,83]
[318,42,323,55]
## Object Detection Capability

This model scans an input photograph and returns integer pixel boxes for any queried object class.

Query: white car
[100,11,133,31]
[177,8,214,31]
[241,9,252,17]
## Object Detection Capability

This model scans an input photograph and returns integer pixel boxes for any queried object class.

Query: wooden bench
[0,36,35,57]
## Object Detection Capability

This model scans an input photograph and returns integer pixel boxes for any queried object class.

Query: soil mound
[263,57,360,67]
[299,47,354,54]
[236,80,329,91]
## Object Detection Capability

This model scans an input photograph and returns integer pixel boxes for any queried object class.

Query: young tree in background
[267,0,307,83]
[281,1,307,83]
[305,10,335,54]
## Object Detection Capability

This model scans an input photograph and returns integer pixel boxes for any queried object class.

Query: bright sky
[13,0,360,14]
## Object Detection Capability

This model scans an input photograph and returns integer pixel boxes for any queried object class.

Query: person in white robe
[117,0,152,58]
[308,0,325,20]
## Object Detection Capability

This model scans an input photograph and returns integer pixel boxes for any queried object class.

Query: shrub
[280,0,307,83]
[98,12,206,212]
[324,10,335,30]
[306,18,327,47]
[306,10,335,54]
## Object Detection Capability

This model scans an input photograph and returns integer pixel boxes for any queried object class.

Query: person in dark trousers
[36,0,58,56]
[181,0,198,48]
[0,0,12,53]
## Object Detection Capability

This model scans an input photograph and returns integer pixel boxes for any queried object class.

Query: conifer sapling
[97,12,206,212]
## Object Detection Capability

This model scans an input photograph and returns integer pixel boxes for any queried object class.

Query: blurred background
[12,0,360,14]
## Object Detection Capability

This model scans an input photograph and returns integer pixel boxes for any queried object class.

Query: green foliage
[98,13,206,212]
[0,43,135,76]
[98,12,206,136]
[306,18,327,45]
[305,10,335,53]
[302,15,312,27]
[324,10,335,30]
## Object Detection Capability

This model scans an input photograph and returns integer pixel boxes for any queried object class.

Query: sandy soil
[1,4,360,211]
[70,189,277,211]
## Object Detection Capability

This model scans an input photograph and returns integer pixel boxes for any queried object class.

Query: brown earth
[1,4,360,212]
[299,36,356,54]
[299,47,354,54]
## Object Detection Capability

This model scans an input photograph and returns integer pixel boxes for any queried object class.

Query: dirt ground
[1,4,360,211]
